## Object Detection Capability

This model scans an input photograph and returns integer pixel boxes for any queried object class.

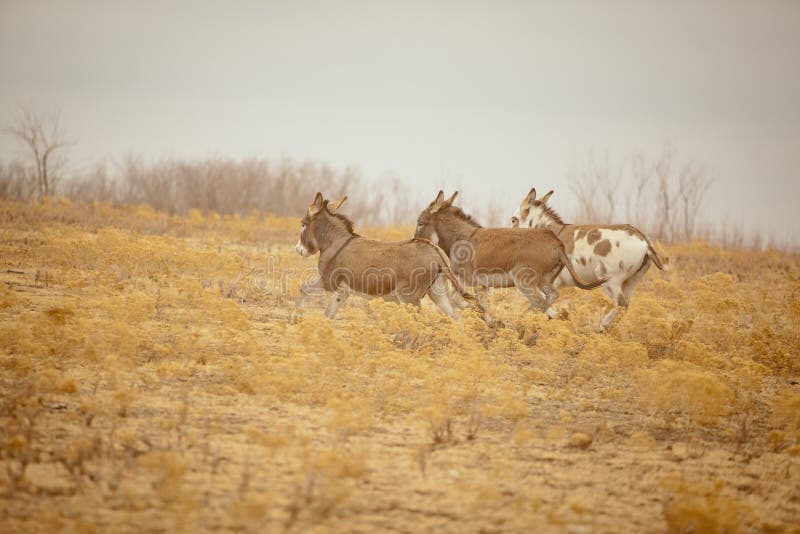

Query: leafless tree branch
[567,142,714,242]
[6,105,71,201]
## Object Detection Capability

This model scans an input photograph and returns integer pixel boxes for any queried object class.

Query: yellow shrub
[138,451,189,502]
[662,476,758,533]
[771,390,800,442]
[0,284,25,308]
[578,337,649,373]
[674,339,726,369]
[638,361,734,425]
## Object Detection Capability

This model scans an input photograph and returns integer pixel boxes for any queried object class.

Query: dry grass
[1,197,798,533]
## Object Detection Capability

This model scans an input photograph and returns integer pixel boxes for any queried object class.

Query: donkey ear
[540,190,554,204]
[328,195,348,213]
[430,190,445,213]
[523,187,537,206]
[444,191,459,205]
[309,192,325,215]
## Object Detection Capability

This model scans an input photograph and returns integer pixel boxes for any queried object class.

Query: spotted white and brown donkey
[511,188,667,331]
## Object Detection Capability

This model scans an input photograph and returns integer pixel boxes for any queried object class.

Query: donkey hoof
[595,323,612,334]
[484,316,499,328]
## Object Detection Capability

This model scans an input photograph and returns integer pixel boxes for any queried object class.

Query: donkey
[414,191,606,323]
[296,192,478,319]
[511,188,667,331]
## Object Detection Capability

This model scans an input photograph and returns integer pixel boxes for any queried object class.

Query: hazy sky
[1,1,799,239]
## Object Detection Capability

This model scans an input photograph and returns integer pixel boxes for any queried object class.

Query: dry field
[1,198,799,533]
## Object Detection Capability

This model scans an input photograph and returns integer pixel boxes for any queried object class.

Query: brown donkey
[296,192,478,319]
[414,191,606,322]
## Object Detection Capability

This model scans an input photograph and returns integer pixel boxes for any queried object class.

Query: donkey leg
[427,274,457,318]
[393,282,424,310]
[599,280,626,332]
[621,259,651,306]
[517,285,548,313]
[543,275,570,319]
[522,287,548,312]
[542,263,564,310]
[542,284,560,310]
[473,285,497,325]
[599,263,650,331]
[299,274,324,307]
[599,308,619,332]
[325,284,351,319]
[448,287,472,309]
[599,258,651,331]
[511,271,549,314]
[537,264,563,317]
[545,307,560,319]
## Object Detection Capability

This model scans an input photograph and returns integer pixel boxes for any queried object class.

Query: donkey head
[296,192,349,256]
[414,190,458,243]
[513,187,554,228]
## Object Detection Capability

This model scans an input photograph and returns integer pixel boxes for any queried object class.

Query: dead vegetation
[0,197,798,532]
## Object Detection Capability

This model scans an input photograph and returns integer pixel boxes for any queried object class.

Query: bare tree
[567,149,622,224]
[0,159,30,199]
[652,143,678,240]
[676,160,713,242]
[6,105,71,201]
[64,160,118,203]
[627,149,655,227]
[567,142,714,242]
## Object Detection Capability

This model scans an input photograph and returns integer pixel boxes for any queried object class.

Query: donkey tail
[646,240,669,271]
[559,248,608,290]
[415,237,484,313]
[445,267,476,302]
[431,245,476,302]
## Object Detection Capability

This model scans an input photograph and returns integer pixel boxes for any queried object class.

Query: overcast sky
[1,1,798,240]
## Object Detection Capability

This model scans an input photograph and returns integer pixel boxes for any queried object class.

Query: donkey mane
[534,201,566,225]
[443,205,483,228]
[326,206,358,235]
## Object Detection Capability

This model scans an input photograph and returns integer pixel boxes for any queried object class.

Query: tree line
[1,105,793,251]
